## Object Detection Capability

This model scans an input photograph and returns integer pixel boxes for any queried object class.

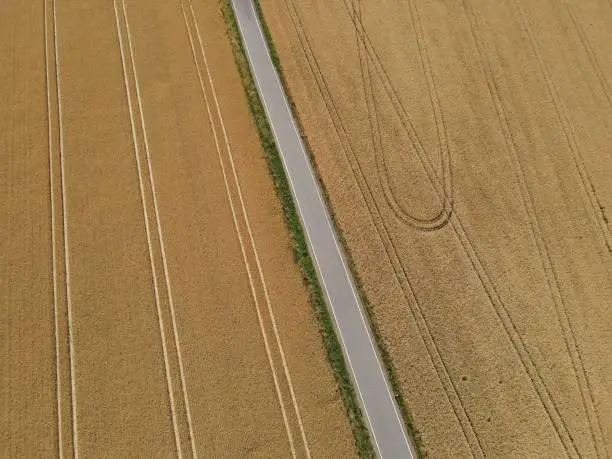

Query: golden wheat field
[0,0,355,457]
[260,0,612,456]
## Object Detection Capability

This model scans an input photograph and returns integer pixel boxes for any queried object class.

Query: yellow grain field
[0,0,355,456]
[259,0,612,456]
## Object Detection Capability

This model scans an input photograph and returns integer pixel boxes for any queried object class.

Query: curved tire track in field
[374,0,454,232]
[350,0,454,233]
[283,0,487,455]
[349,1,581,455]
[346,4,481,454]
[282,0,599,456]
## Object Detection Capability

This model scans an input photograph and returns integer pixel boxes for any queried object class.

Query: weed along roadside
[221,1,425,457]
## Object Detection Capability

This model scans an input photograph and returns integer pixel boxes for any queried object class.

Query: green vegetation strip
[221,1,424,457]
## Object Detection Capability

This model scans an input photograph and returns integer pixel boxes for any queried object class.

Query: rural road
[231,1,416,457]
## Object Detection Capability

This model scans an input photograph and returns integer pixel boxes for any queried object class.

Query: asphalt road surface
[231,1,416,457]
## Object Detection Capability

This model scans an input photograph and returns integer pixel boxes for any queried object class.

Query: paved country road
[231,1,416,457]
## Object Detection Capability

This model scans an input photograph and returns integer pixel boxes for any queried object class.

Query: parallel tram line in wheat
[560,0,612,251]
[184,2,311,457]
[463,0,607,454]
[509,0,612,259]
[113,2,184,456]
[354,0,579,453]
[48,0,79,455]
[119,1,198,456]
[563,0,612,119]
[179,4,297,457]
[509,1,608,455]
[43,0,64,455]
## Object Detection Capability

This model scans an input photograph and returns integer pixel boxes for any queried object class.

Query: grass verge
[221,1,424,456]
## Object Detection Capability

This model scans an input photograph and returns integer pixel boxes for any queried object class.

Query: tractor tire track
[285,0,583,456]
[509,2,608,455]
[45,0,79,455]
[44,0,76,455]
[560,0,612,248]
[284,0,486,455]
[349,2,483,454]
[119,1,200,456]
[115,2,198,456]
[347,3,580,455]
[181,1,311,455]
[352,0,455,232]
[562,0,612,117]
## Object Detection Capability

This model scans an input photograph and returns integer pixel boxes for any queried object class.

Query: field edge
[220,1,425,457]
[220,1,377,456]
